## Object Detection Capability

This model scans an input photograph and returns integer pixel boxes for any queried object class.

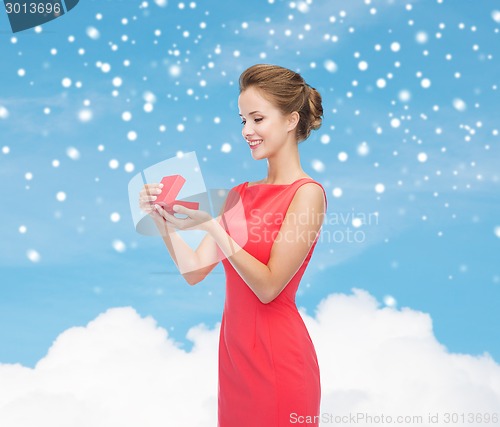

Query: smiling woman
[139,64,326,427]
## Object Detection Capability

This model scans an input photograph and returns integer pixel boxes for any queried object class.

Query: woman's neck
[263,142,306,184]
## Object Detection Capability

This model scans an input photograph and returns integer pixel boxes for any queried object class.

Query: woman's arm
[154,201,229,286]
[205,183,326,303]
[163,233,219,285]
[142,183,229,285]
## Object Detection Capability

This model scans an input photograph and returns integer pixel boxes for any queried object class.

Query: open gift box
[155,175,200,214]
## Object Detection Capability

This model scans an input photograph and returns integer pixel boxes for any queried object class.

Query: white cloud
[306,289,500,424]
[1,289,499,426]
[0,308,219,426]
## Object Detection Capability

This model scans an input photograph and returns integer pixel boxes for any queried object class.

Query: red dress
[216,177,327,427]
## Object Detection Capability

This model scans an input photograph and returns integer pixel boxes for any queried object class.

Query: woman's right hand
[139,182,163,212]
[139,183,170,229]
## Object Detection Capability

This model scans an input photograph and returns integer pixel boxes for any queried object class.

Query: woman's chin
[251,151,266,159]
[250,146,264,157]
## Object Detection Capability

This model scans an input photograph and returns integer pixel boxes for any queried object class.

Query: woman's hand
[139,183,174,230]
[139,183,163,214]
[154,203,214,232]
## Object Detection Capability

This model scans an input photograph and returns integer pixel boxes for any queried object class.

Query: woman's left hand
[154,204,214,232]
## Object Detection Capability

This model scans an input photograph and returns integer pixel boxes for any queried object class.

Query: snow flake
[0,106,9,119]
[357,142,369,156]
[383,295,397,307]
[391,118,401,128]
[320,134,330,144]
[78,109,93,122]
[56,191,67,202]
[452,98,466,111]
[66,147,80,160]
[311,159,325,172]
[421,78,431,88]
[332,187,342,198]
[86,26,100,40]
[338,152,348,162]
[398,89,411,102]
[352,218,362,228]
[417,152,428,163]
[390,42,400,52]
[415,31,428,44]
[297,2,309,13]
[324,60,338,73]
[112,240,126,252]
[358,61,368,71]
[375,183,385,193]
[169,64,181,77]
[27,249,41,263]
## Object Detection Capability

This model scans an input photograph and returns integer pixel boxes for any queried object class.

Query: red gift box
[156,175,199,214]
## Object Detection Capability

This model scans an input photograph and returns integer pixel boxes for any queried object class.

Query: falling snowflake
[0,106,9,119]
[332,187,343,198]
[26,249,41,263]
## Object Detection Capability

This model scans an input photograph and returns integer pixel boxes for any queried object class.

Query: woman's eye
[240,118,262,125]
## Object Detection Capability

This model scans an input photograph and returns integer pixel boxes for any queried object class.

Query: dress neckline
[245,177,312,188]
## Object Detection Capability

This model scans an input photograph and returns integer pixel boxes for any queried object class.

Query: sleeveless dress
[216,177,327,427]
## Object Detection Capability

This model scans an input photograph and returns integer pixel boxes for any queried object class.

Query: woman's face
[238,87,295,159]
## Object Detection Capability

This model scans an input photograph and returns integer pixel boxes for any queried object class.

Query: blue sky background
[1,0,499,368]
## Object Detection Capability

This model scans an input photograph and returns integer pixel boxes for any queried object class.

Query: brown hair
[239,64,323,143]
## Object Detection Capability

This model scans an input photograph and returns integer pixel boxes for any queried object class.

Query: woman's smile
[248,139,263,149]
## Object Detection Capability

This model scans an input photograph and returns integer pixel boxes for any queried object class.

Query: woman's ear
[287,111,300,132]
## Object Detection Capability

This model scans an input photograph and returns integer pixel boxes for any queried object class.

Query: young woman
[139,64,327,426]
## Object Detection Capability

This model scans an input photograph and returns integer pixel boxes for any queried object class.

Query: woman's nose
[242,123,253,137]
